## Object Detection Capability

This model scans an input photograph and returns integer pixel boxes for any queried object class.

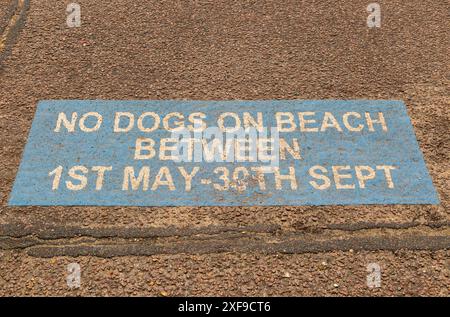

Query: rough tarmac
[0,0,448,296]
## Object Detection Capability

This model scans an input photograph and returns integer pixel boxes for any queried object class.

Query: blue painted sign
[9,100,439,206]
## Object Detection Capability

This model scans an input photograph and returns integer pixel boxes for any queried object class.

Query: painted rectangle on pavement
[9,100,439,206]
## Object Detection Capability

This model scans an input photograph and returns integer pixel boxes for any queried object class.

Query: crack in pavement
[0,0,18,35]
[0,0,29,66]
[325,221,450,231]
[18,234,450,258]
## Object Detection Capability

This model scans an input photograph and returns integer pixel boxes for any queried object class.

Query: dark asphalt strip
[1,221,448,239]
[19,234,450,258]
[0,223,282,239]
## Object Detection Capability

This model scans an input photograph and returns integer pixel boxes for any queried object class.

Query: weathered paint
[8,100,439,206]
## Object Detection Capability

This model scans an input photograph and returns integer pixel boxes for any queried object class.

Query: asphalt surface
[0,0,448,296]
